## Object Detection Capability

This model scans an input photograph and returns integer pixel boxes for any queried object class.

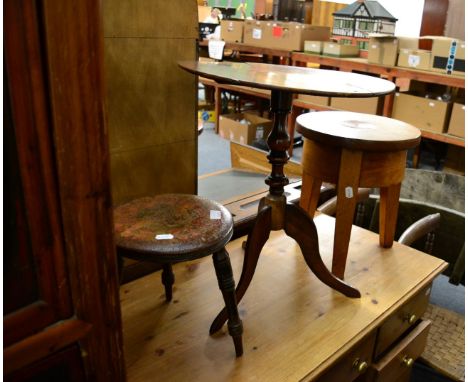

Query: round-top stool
[114,194,243,357]
[296,111,421,280]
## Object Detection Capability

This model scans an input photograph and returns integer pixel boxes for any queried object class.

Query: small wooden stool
[114,194,243,356]
[296,111,421,279]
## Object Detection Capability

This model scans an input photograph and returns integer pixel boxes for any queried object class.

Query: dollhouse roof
[333,1,397,22]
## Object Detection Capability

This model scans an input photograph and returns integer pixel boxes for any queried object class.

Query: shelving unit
[198,42,464,165]
[291,52,465,149]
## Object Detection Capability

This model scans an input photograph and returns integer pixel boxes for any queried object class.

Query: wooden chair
[297,111,421,279]
[114,194,243,357]
[398,214,465,382]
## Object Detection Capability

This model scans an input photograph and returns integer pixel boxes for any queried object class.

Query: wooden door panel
[419,0,449,50]
[4,0,72,346]
[4,0,125,380]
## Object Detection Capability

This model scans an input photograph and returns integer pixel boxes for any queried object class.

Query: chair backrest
[397,213,441,254]
[367,197,465,285]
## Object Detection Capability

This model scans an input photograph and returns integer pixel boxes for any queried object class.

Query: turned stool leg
[212,249,243,357]
[332,149,362,279]
[161,263,175,302]
[379,183,402,248]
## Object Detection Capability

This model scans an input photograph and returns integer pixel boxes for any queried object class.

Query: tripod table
[178,61,396,333]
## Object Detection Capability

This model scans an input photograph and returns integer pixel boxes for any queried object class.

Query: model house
[332,0,397,50]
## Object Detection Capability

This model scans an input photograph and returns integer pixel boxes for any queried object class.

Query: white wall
[320,0,425,37]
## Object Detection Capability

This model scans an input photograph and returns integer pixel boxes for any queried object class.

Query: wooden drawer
[315,333,376,382]
[367,320,431,382]
[374,284,431,358]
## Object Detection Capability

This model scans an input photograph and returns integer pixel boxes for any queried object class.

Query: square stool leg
[332,149,362,279]
[212,248,243,357]
[379,183,402,248]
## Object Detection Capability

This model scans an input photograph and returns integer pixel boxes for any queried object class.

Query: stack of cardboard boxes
[205,17,465,141]
[242,20,330,51]
[366,34,465,77]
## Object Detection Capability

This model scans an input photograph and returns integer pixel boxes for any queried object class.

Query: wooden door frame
[4,0,126,380]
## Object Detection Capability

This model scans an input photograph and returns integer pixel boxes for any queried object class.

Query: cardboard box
[221,20,244,43]
[330,97,379,115]
[397,49,431,71]
[367,34,398,66]
[447,103,465,138]
[198,6,212,23]
[392,92,451,133]
[425,36,465,76]
[219,112,273,145]
[264,23,329,51]
[304,40,324,54]
[243,21,329,51]
[243,20,269,47]
[297,94,329,107]
[397,36,419,50]
[322,43,359,57]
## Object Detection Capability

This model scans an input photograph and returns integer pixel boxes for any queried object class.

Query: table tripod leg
[210,204,272,334]
[284,203,361,298]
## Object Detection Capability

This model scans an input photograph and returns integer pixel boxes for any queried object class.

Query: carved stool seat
[296,111,421,279]
[114,194,243,356]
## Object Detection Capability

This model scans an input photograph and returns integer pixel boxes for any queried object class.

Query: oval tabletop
[296,111,421,152]
[114,194,233,261]
[178,61,395,97]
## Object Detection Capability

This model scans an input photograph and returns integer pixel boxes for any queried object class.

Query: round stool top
[114,194,233,262]
[296,111,421,152]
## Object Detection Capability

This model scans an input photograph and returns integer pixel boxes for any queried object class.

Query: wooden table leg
[210,203,272,334]
[332,149,363,279]
[214,84,221,134]
[287,104,301,156]
[284,203,361,298]
[161,263,175,302]
[379,183,402,248]
[212,248,244,357]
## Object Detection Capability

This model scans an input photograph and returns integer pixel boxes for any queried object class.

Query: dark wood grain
[4,0,73,348]
[419,0,449,50]
[211,203,272,333]
[179,61,395,97]
[284,204,360,297]
[4,0,126,380]
[114,194,234,262]
[41,0,126,379]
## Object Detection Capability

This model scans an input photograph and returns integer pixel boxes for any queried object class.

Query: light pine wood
[315,333,375,382]
[374,287,431,358]
[367,320,431,382]
[120,214,446,382]
[301,140,407,188]
[298,111,420,278]
[312,1,346,28]
[296,112,421,152]
[379,184,403,248]
[299,172,323,216]
[332,149,363,279]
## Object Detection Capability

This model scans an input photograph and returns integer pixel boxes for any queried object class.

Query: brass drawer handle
[404,313,417,325]
[401,355,414,368]
[352,359,368,374]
